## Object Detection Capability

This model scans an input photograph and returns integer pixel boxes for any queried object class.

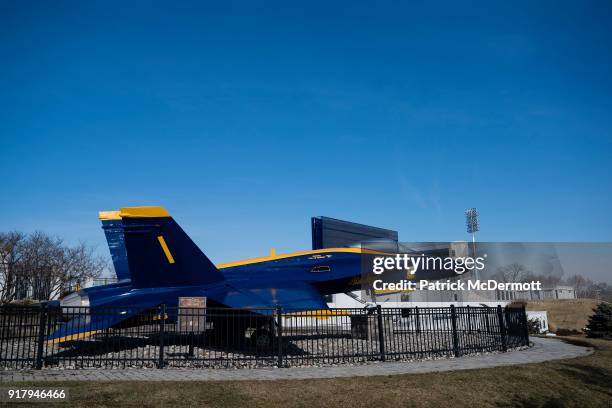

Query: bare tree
[52,243,107,299]
[539,274,562,287]
[523,272,562,288]
[565,274,593,298]
[0,231,108,302]
[589,282,612,302]
[0,232,26,301]
[494,263,531,283]
[17,232,64,300]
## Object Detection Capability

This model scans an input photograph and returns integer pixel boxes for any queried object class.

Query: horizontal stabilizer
[47,305,150,344]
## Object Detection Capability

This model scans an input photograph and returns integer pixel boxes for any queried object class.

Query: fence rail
[0,304,529,369]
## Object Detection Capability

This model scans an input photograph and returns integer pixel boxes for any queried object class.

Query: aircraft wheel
[251,329,271,348]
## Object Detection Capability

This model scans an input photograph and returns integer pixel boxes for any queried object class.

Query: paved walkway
[0,338,591,382]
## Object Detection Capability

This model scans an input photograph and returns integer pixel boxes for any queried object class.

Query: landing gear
[250,328,272,348]
[209,310,276,348]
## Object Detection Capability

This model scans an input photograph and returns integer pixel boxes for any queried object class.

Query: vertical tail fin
[115,206,225,288]
[99,211,131,282]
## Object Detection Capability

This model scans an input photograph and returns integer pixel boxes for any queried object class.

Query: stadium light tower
[465,208,479,256]
[465,208,480,281]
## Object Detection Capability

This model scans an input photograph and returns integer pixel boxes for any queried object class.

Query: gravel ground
[1,330,526,369]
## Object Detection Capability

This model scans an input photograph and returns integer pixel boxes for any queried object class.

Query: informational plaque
[178,297,207,333]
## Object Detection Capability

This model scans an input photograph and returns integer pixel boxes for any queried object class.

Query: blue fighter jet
[49,207,372,344]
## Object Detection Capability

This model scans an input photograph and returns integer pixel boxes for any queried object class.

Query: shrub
[508,300,527,309]
[527,318,542,334]
[585,302,612,339]
[555,328,582,336]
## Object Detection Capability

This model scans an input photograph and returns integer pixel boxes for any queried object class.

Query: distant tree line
[0,231,108,302]
[492,262,612,301]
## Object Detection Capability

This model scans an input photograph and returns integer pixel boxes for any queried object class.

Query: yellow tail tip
[99,207,170,219]
[98,210,121,220]
[119,206,170,218]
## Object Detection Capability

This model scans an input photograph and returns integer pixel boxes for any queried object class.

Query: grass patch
[526,299,602,333]
[5,338,611,408]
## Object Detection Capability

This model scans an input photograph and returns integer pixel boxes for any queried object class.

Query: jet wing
[223,282,329,310]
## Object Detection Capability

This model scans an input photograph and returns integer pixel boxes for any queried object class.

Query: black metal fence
[0,304,528,369]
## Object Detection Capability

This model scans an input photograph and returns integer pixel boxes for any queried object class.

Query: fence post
[497,305,507,352]
[466,305,472,332]
[450,305,460,358]
[158,304,166,368]
[35,303,48,370]
[415,306,420,334]
[276,305,283,367]
[522,305,530,346]
[376,305,386,362]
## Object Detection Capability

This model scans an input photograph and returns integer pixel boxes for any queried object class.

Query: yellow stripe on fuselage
[47,330,100,345]
[216,247,387,269]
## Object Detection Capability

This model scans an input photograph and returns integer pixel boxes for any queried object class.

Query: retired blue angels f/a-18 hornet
[48,206,377,344]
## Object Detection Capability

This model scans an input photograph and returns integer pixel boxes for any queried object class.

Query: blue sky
[1,1,611,266]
